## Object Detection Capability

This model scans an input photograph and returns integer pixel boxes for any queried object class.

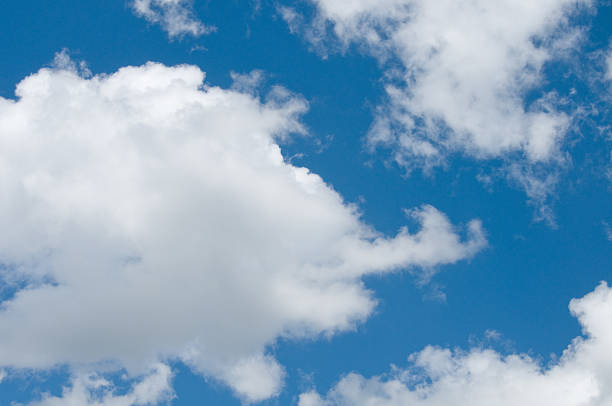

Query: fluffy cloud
[25,364,173,406]
[0,60,485,402]
[300,282,612,406]
[284,0,591,221]
[131,0,214,38]
[298,0,588,164]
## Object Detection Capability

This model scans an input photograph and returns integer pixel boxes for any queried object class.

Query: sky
[0,0,610,405]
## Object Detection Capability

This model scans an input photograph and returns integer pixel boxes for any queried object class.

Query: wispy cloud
[131,0,215,39]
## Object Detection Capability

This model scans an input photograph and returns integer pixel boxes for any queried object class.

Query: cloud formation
[295,0,587,165]
[606,48,612,82]
[284,0,592,222]
[0,60,485,402]
[300,282,612,406]
[131,0,214,38]
[26,364,173,406]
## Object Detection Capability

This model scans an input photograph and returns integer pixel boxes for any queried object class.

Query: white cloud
[52,49,92,78]
[300,282,612,406]
[220,354,285,402]
[25,363,173,406]
[230,70,265,94]
[506,163,561,226]
[131,0,214,39]
[285,0,590,219]
[0,59,485,402]
[299,0,588,164]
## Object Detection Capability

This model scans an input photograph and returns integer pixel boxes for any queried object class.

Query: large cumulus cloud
[0,61,485,402]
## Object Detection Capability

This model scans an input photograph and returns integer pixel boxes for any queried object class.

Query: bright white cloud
[0,60,485,402]
[26,364,173,406]
[300,282,612,406]
[131,0,214,38]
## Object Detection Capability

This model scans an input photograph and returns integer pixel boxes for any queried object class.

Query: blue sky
[0,1,611,405]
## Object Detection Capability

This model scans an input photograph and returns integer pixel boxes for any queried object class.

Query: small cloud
[230,70,265,94]
[22,364,173,405]
[131,0,215,39]
[484,329,502,341]
[422,283,447,303]
[52,49,92,77]
[189,44,208,54]
[507,163,560,228]
[302,283,612,406]
[476,173,493,188]
[278,6,302,35]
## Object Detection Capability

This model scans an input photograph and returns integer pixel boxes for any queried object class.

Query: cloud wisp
[131,0,214,39]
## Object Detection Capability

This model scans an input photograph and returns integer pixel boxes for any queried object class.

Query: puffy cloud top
[300,282,612,406]
[26,364,173,406]
[0,62,485,402]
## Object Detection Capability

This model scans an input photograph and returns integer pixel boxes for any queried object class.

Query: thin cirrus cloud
[606,46,612,81]
[0,57,485,402]
[300,282,612,406]
[283,0,592,222]
[131,0,214,38]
